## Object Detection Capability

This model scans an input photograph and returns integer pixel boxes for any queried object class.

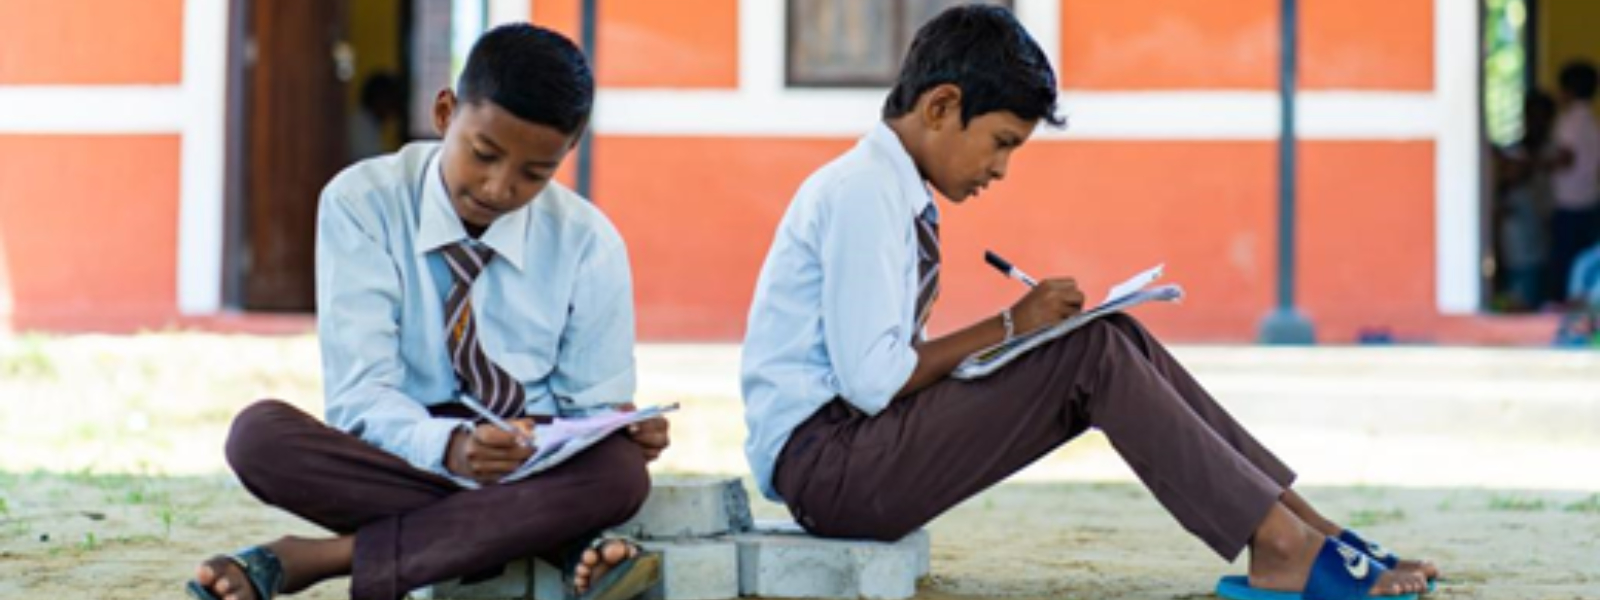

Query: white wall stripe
[0,86,183,134]
[488,0,531,27]
[592,89,1440,140]
[1434,0,1482,314]
[177,0,230,314]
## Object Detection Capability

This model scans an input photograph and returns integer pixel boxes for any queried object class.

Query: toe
[601,540,629,564]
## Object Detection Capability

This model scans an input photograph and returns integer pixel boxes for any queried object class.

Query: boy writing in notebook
[187,24,667,600]
[741,6,1438,600]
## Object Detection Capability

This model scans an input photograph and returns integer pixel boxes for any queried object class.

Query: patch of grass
[1564,494,1600,514]
[79,531,97,551]
[1346,508,1407,528]
[0,334,57,380]
[1488,495,1548,512]
[154,499,199,538]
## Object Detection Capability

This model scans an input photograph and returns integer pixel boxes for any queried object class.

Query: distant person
[1494,90,1558,310]
[349,71,405,161]
[1546,61,1600,304]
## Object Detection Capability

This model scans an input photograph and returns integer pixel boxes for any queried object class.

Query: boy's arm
[817,182,919,416]
[317,190,466,477]
[896,278,1085,397]
[549,228,637,416]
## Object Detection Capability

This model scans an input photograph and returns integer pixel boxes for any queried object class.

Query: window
[785,0,1013,87]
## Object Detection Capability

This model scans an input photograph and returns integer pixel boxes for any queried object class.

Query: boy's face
[432,90,580,228]
[917,85,1037,203]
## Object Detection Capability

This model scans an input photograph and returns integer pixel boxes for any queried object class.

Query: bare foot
[1394,557,1442,582]
[1249,505,1429,597]
[572,539,639,595]
[1281,491,1443,582]
[190,536,352,600]
[193,555,268,600]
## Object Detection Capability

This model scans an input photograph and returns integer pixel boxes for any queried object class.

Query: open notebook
[489,403,680,485]
[951,265,1183,380]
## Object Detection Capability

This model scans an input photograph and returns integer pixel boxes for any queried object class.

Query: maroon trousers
[774,313,1295,560]
[224,400,650,600]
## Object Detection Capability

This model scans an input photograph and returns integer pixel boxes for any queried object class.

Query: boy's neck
[462,220,488,239]
[884,117,931,184]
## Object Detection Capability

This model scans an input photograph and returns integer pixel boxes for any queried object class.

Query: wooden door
[243,0,351,311]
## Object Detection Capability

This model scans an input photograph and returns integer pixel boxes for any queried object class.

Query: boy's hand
[1010,277,1085,334]
[446,419,536,484]
[618,403,671,462]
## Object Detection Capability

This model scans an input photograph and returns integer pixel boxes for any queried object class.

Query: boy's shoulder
[529,179,626,250]
[320,142,439,215]
[797,133,904,207]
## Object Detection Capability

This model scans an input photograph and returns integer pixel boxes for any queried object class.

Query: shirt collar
[865,121,937,225]
[414,148,531,271]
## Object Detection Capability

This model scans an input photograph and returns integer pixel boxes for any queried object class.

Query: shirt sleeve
[550,226,638,415]
[316,189,465,477]
[817,176,919,415]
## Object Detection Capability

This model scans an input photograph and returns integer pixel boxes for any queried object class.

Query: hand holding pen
[984,250,1085,336]
[446,394,537,483]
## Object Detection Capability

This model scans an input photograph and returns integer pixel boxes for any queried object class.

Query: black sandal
[185,546,284,600]
[564,535,662,600]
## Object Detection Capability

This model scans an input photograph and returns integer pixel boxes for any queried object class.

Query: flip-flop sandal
[185,546,284,600]
[1215,538,1420,600]
[565,535,662,600]
[1338,530,1436,593]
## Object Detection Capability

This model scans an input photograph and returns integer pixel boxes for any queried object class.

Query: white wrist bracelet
[1001,308,1015,341]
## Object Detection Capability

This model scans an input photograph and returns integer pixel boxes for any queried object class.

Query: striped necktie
[441,240,526,418]
[913,204,940,342]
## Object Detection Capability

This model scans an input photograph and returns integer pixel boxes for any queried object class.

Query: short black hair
[1560,61,1597,101]
[457,23,594,135]
[882,4,1064,128]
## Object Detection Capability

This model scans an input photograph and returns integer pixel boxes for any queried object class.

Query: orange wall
[532,0,739,88]
[0,0,184,84]
[1298,141,1437,339]
[593,136,1436,342]
[1059,0,1432,90]
[0,136,181,330]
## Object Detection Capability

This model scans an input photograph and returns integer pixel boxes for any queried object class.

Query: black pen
[984,250,1038,287]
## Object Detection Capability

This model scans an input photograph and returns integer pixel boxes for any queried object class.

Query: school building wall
[0,0,1518,343]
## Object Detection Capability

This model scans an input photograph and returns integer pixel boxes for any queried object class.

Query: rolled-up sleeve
[317,191,464,476]
[551,227,638,415]
[817,178,918,415]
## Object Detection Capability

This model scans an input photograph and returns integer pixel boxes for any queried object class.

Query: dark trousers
[224,400,650,600]
[774,313,1294,561]
[1551,205,1600,299]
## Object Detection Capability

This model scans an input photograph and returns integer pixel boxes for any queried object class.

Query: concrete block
[611,476,753,539]
[412,559,533,600]
[733,520,926,599]
[639,538,739,600]
[532,558,566,600]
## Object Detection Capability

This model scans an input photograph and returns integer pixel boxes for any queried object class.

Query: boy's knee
[582,438,652,522]
[225,399,301,475]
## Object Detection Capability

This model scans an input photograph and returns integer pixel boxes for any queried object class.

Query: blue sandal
[1216,538,1419,600]
[564,536,662,600]
[185,546,284,600]
[1339,529,1436,593]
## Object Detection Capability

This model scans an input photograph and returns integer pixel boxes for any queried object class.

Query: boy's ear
[921,83,963,131]
[432,89,458,137]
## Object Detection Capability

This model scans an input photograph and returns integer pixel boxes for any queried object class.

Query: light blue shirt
[742,123,935,501]
[316,142,637,479]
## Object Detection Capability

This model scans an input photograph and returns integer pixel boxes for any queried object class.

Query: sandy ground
[2,335,1598,599]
